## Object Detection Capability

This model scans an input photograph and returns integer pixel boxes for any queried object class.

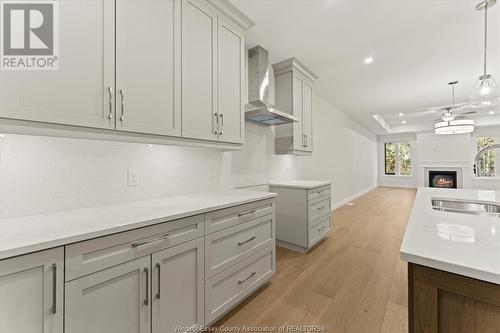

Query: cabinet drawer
[308,215,331,247]
[205,214,274,278]
[205,246,275,325]
[308,197,330,220]
[65,215,204,281]
[205,199,275,234]
[309,210,331,226]
[308,186,330,201]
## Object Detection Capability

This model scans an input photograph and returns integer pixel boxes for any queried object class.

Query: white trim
[331,185,377,211]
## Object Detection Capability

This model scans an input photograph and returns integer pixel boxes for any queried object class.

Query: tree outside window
[476,137,497,177]
[385,141,412,176]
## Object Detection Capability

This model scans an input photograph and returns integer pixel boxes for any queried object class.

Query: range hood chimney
[245,46,299,125]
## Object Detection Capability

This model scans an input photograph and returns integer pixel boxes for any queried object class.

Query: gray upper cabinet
[274,58,318,155]
[0,248,64,333]
[217,15,245,144]
[0,0,115,129]
[0,0,253,148]
[181,0,219,142]
[115,0,181,136]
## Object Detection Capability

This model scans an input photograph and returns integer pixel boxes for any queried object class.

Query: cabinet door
[303,81,313,152]
[0,0,115,129]
[0,248,64,333]
[292,75,305,151]
[181,0,218,141]
[217,16,244,144]
[152,238,204,333]
[65,256,151,333]
[116,0,180,136]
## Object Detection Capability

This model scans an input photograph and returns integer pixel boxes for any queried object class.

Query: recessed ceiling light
[398,113,404,117]
[489,111,495,115]
[364,57,374,64]
[402,120,407,124]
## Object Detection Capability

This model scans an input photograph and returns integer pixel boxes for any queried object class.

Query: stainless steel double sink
[431,198,500,217]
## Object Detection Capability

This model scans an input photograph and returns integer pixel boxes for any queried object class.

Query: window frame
[474,136,500,178]
[384,140,412,176]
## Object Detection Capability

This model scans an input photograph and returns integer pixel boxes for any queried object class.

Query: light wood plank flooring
[214,187,416,333]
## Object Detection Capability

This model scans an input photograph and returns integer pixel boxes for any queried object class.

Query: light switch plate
[127,168,139,187]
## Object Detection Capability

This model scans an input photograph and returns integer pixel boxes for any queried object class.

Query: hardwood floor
[213,187,417,333]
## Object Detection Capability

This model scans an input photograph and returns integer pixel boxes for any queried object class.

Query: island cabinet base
[408,263,500,333]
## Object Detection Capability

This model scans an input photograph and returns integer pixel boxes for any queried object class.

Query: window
[385,141,412,176]
[476,136,499,177]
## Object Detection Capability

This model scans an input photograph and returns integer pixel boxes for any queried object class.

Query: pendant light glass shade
[473,0,497,105]
[473,74,497,99]
[435,119,475,135]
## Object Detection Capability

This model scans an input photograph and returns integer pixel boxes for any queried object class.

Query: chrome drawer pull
[119,89,125,122]
[238,271,257,284]
[318,226,327,232]
[155,263,161,299]
[214,113,219,135]
[131,234,169,248]
[107,86,113,120]
[144,267,149,306]
[52,264,57,314]
[238,236,256,246]
[238,210,256,217]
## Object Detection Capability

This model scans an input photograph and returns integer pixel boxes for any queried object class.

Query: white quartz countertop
[269,180,331,189]
[0,190,276,260]
[400,187,500,285]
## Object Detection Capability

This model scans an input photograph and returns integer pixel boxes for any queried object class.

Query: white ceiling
[230,0,500,135]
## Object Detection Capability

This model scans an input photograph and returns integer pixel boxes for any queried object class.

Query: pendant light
[435,81,475,135]
[472,0,497,104]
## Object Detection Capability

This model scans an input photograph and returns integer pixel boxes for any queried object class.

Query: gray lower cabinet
[65,256,151,333]
[270,182,331,252]
[0,248,64,333]
[0,198,275,333]
[152,238,204,333]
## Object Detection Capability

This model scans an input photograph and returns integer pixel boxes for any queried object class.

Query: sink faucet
[474,144,500,176]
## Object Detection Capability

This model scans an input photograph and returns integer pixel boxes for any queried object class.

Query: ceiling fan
[433,81,475,135]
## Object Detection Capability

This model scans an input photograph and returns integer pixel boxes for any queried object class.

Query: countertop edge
[400,251,500,286]
[0,191,277,260]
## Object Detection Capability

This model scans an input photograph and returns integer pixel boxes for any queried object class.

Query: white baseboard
[377,183,417,189]
[331,185,378,211]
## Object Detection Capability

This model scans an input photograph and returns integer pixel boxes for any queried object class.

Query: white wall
[0,93,378,219]
[296,95,378,209]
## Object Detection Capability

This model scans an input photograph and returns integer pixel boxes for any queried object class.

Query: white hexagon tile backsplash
[0,125,299,219]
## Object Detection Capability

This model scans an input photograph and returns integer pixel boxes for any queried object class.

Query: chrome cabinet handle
[144,267,149,306]
[302,134,306,147]
[214,113,219,135]
[52,264,57,314]
[238,272,257,284]
[238,210,256,217]
[304,135,308,147]
[107,86,113,120]
[131,233,169,248]
[155,263,161,299]
[219,114,224,136]
[119,89,125,122]
[317,206,325,211]
[318,226,327,232]
[238,236,256,246]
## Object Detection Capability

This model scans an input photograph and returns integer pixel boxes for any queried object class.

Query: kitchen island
[400,187,500,333]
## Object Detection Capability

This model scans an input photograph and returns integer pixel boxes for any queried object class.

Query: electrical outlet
[127,169,139,187]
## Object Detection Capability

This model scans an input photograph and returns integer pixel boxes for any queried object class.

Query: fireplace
[429,171,457,189]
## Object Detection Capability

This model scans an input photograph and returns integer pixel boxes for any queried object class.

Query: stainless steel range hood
[245,46,299,125]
